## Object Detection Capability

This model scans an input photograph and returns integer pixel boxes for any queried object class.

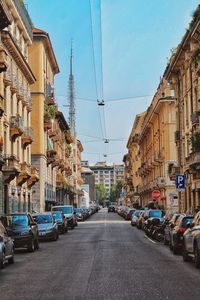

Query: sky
[26,0,200,164]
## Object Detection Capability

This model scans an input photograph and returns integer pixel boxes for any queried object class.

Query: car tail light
[177,228,186,234]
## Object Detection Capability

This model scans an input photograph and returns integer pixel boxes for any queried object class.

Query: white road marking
[145,235,157,244]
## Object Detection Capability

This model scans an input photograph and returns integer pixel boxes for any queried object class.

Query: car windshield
[52,212,62,220]
[52,207,72,214]
[33,215,53,224]
[182,217,193,228]
[11,215,29,226]
[149,210,163,218]
[134,211,141,217]
[75,208,82,213]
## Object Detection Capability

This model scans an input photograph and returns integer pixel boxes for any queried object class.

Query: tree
[96,184,107,205]
[109,181,123,202]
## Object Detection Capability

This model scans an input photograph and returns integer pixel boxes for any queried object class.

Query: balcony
[65,166,72,177]
[10,74,19,94]
[12,0,33,39]
[27,94,32,112]
[10,116,24,140]
[58,159,65,172]
[189,152,200,169]
[65,131,74,144]
[2,155,20,183]
[52,158,60,169]
[27,166,39,188]
[46,150,57,165]
[17,162,31,186]
[0,46,8,72]
[21,127,33,148]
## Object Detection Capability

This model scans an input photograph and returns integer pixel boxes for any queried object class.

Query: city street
[0,208,200,300]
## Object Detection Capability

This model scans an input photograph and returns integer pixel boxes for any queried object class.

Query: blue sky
[26,0,200,164]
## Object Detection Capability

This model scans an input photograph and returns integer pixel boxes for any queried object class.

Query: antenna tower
[68,43,76,137]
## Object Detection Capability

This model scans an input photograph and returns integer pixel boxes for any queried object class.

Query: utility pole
[68,43,76,137]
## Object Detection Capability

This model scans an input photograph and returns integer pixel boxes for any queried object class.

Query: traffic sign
[152,190,161,199]
[176,175,186,190]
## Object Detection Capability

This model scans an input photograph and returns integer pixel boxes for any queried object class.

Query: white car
[0,220,14,269]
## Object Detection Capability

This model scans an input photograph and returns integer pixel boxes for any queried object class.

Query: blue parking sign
[176,175,186,190]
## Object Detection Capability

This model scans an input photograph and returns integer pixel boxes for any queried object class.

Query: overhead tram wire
[58,94,153,103]
[99,0,108,142]
[89,0,104,138]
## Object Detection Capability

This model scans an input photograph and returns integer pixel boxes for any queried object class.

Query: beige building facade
[0,0,39,214]
[165,5,200,213]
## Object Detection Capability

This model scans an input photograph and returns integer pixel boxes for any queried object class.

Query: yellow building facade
[0,0,39,214]
[29,27,60,211]
[127,112,146,207]
[165,5,200,213]
[135,80,177,210]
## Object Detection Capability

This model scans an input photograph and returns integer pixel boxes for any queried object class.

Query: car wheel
[172,244,178,255]
[28,238,35,252]
[0,252,5,269]
[194,243,200,268]
[182,243,190,262]
[8,252,14,264]
[34,237,40,250]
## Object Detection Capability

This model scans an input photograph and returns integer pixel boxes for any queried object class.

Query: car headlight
[20,231,30,236]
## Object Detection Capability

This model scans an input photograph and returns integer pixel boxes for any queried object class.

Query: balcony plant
[190,132,200,152]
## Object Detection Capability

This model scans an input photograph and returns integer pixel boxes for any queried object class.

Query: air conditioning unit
[157,177,166,187]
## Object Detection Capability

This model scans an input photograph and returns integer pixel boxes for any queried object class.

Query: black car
[169,215,193,254]
[33,213,59,241]
[108,206,115,213]
[52,211,68,234]
[1,213,39,252]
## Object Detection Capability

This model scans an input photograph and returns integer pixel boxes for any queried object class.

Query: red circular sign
[152,190,161,199]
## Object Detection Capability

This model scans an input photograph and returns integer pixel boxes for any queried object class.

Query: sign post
[176,175,186,191]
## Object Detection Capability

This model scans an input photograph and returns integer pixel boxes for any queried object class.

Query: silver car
[0,220,14,269]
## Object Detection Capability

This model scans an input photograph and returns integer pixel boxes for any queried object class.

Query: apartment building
[126,112,146,206]
[90,162,124,198]
[28,27,60,211]
[0,0,40,214]
[164,5,200,212]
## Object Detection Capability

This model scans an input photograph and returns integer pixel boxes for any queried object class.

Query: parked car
[163,213,180,245]
[75,208,84,221]
[33,213,59,241]
[108,206,115,213]
[141,210,165,230]
[169,214,193,254]
[131,210,144,226]
[52,211,68,234]
[52,205,76,229]
[182,211,200,268]
[0,221,14,269]
[125,208,135,220]
[0,213,39,252]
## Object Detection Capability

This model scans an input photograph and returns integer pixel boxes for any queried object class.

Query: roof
[33,27,60,75]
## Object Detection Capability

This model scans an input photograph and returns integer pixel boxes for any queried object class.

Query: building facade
[0,0,39,214]
[29,27,60,212]
[164,5,200,213]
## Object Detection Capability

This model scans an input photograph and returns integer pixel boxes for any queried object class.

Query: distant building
[90,162,124,198]
[81,162,95,204]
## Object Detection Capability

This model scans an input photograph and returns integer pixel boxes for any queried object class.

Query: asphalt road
[0,208,200,300]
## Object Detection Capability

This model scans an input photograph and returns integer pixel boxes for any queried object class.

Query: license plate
[39,232,46,236]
